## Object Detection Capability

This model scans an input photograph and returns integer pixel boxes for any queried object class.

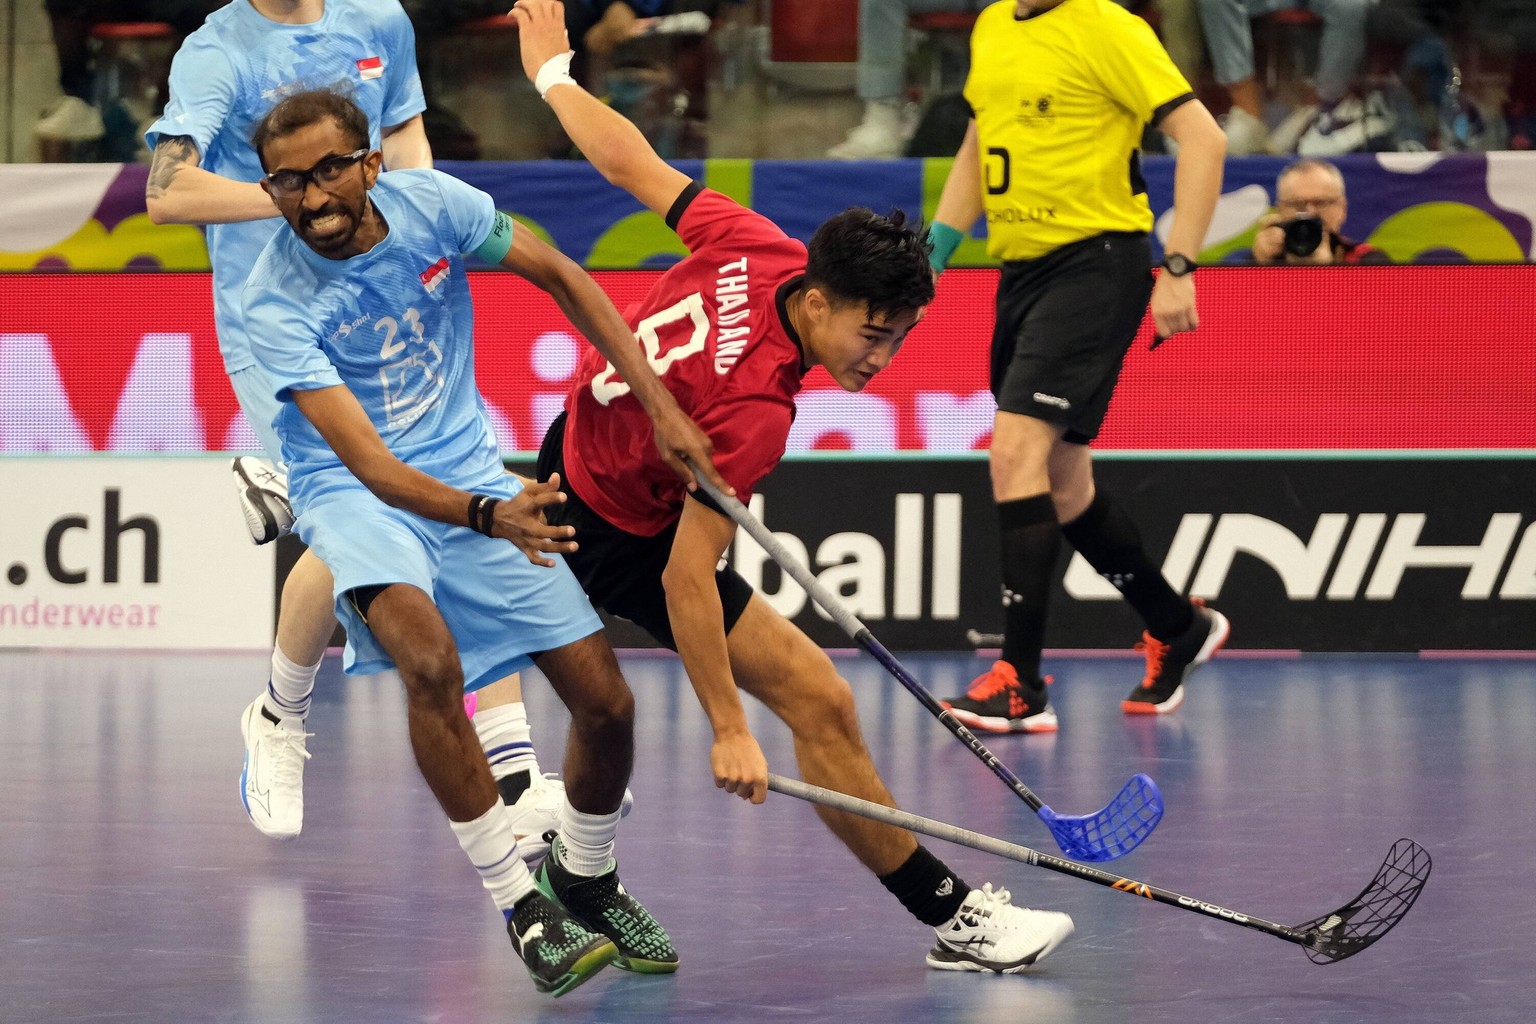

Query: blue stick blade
[1038,774,1164,862]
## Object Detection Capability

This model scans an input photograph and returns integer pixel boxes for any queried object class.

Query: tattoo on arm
[146,136,199,198]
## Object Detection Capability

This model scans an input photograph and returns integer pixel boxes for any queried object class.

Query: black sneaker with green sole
[535,833,681,973]
[506,890,618,996]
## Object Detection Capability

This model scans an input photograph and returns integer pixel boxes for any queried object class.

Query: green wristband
[927,222,964,274]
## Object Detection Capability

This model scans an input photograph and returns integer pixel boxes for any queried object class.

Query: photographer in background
[1252,158,1390,265]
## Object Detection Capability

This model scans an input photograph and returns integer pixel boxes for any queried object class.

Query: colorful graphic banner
[3,153,1534,271]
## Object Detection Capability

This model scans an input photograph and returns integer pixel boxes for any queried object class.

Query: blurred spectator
[1251,158,1390,264]
[561,1,741,158]
[37,1,219,159]
[1196,0,1376,155]
[1129,0,1208,154]
[1367,0,1491,151]
[563,0,718,60]
[1149,0,1208,88]
[830,1,1206,160]
[828,0,982,160]
[399,1,511,159]
[1471,0,1536,149]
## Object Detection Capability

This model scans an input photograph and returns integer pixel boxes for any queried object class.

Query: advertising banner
[3,266,1532,455]
[0,457,274,649]
[725,456,1536,654]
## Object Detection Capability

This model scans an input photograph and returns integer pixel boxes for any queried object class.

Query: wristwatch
[1160,253,1197,277]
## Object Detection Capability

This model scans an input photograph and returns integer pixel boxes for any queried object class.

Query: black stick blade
[1038,774,1164,862]
[1292,838,1432,964]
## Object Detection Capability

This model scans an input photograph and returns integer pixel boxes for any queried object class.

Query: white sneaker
[926,883,1074,973]
[1266,103,1319,155]
[1298,94,1396,156]
[231,456,294,545]
[502,772,635,866]
[240,697,311,840]
[35,96,105,141]
[828,101,905,160]
[1221,107,1269,157]
[646,10,712,35]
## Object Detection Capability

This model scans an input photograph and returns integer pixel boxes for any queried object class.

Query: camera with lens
[1280,214,1325,258]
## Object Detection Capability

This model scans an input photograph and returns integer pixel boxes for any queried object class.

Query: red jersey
[563,185,809,536]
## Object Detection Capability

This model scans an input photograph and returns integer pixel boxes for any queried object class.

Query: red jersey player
[512,0,1074,975]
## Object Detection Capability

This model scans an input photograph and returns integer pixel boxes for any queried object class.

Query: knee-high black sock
[997,494,1060,685]
[1060,490,1192,641]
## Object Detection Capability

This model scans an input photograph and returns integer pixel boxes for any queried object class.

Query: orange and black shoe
[941,661,1058,733]
[1123,600,1231,715]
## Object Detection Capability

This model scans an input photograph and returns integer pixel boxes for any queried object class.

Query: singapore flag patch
[356,56,384,80]
[420,257,450,294]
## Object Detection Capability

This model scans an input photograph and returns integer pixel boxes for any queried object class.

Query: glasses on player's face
[264,149,369,197]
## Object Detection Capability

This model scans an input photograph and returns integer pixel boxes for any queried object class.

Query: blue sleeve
[380,7,427,130]
[243,252,343,402]
[430,171,498,256]
[144,34,237,155]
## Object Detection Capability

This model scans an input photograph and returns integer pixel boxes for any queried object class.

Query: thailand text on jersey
[563,185,810,537]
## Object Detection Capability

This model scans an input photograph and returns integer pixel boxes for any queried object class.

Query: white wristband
[533,52,577,101]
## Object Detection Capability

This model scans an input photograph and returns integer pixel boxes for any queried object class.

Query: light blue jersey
[243,169,603,686]
[145,0,424,376]
[243,169,503,507]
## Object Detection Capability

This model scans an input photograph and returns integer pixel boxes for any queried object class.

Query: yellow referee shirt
[963,0,1193,261]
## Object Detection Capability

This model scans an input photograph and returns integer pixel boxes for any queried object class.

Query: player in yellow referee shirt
[929,0,1231,732]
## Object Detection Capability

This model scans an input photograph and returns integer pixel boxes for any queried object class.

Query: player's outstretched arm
[497,214,733,496]
[510,0,692,218]
[664,500,769,804]
[290,383,578,566]
[144,135,280,226]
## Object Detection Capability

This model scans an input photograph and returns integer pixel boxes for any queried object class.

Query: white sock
[472,702,540,781]
[558,805,622,876]
[263,646,318,721]
[450,802,536,918]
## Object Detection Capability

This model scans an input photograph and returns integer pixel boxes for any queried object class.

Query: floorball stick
[769,772,1429,965]
[690,466,1160,862]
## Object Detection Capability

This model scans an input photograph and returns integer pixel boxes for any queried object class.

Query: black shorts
[991,231,1154,444]
[536,412,756,651]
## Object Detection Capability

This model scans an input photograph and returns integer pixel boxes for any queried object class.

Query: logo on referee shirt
[419,257,450,294]
[1016,93,1056,129]
[356,56,384,81]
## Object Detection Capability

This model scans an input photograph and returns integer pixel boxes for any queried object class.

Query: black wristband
[468,494,499,536]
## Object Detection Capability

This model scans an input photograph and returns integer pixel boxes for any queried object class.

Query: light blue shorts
[298,474,603,692]
[228,363,285,469]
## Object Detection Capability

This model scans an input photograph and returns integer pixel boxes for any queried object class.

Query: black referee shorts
[536,412,756,651]
[991,231,1154,444]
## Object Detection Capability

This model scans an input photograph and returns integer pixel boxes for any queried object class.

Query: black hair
[251,88,370,170]
[804,207,935,323]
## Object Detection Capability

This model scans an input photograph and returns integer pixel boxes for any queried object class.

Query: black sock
[878,846,969,927]
[1061,491,1193,641]
[997,494,1060,685]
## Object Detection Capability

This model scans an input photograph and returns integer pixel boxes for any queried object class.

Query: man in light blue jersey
[143,1,570,857]
[242,87,725,995]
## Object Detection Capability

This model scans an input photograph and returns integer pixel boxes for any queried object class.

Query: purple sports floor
[2,648,1530,1023]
